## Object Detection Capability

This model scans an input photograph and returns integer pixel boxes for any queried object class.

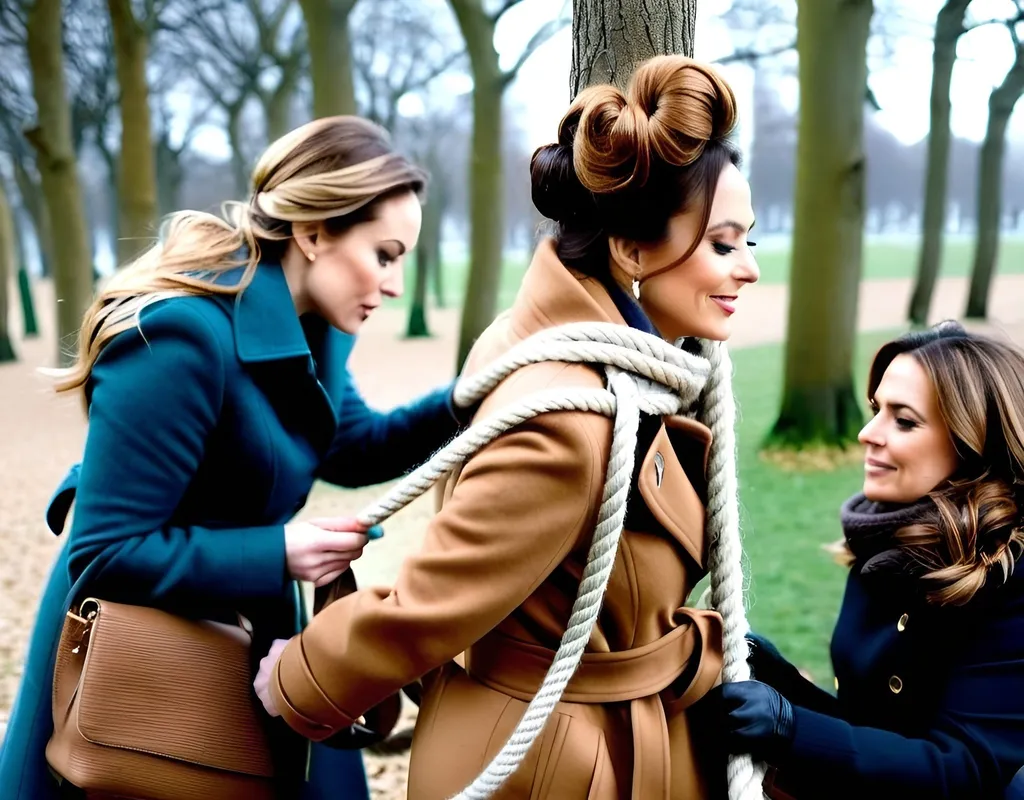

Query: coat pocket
[508,708,616,800]
[409,663,618,800]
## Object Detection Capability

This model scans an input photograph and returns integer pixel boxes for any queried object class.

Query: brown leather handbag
[45,597,276,800]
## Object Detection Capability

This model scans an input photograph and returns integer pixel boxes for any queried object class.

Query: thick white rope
[701,340,767,798]
[350,324,764,800]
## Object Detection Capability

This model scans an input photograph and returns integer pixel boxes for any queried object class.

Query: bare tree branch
[351,0,466,128]
[490,0,524,24]
[715,40,796,65]
[501,13,567,86]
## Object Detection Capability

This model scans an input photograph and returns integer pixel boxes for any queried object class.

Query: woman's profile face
[636,164,760,342]
[297,190,422,333]
[858,354,960,504]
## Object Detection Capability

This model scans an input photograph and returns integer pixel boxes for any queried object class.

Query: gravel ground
[3,274,1024,798]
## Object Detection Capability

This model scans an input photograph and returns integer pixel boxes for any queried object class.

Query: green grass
[725,329,898,685]
[750,236,1024,285]
[397,236,1024,315]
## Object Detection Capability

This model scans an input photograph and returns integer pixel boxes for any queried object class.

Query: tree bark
[108,0,158,265]
[26,0,94,367]
[769,0,873,447]
[965,45,1024,319]
[299,0,359,118]
[907,0,970,326]
[571,0,696,95]
[0,180,17,362]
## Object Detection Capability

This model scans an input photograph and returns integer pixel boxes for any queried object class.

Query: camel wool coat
[270,239,727,799]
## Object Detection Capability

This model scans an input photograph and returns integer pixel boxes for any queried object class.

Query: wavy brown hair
[847,322,1024,606]
[53,116,426,395]
[529,55,739,287]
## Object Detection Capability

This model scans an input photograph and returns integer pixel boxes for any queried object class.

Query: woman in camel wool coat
[255,56,760,799]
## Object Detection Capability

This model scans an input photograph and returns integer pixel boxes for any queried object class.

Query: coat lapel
[637,417,713,569]
[473,239,717,571]
[226,263,339,455]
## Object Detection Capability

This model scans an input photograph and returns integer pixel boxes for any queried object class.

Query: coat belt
[465,607,724,800]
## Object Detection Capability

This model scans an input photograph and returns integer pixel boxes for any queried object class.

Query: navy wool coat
[775,561,1024,799]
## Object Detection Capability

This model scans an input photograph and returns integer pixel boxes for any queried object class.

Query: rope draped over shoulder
[352,322,766,800]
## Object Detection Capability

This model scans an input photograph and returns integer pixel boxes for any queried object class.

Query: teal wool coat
[0,262,463,799]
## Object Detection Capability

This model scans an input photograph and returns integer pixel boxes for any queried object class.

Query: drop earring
[632,277,640,300]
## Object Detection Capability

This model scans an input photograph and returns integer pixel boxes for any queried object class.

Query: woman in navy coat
[698,322,1024,799]
[0,116,465,799]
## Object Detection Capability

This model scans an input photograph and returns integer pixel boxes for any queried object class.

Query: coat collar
[231,261,312,364]
[509,238,632,337]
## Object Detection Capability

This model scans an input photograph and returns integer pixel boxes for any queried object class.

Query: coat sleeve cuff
[789,705,855,763]
[271,633,353,741]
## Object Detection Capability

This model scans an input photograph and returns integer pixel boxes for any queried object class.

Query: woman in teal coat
[0,116,465,799]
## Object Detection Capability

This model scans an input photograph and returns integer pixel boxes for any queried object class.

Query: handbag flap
[75,600,275,777]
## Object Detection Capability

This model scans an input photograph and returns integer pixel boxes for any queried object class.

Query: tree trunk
[18,267,39,337]
[13,209,39,337]
[14,160,52,278]
[0,181,17,362]
[432,230,445,308]
[299,0,359,117]
[454,76,503,366]
[228,103,250,197]
[156,137,184,217]
[26,0,94,367]
[769,0,873,448]
[265,65,302,143]
[965,50,1024,319]
[97,142,120,266]
[451,1,506,367]
[108,0,158,265]
[571,0,696,94]
[907,0,970,326]
[407,178,445,337]
[406,246,431,338]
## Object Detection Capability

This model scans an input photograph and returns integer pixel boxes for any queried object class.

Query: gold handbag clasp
[68,598,100,654]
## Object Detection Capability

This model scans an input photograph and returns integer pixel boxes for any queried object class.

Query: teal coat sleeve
[315,330,465,487]
[67,301,287,604]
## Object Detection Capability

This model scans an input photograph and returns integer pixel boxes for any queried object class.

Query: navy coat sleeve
[66,301,287,605]
[315,342,463,488]
[784,599,1024,798]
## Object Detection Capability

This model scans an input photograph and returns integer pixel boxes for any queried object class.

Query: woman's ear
[609,236,642,282]
[292,221,320,261]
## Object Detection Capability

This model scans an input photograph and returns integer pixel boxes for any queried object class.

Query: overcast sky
[496,0,1024,152]
[186,0,1024,162]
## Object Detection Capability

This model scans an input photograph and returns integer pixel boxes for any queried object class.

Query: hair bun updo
[566,55,736,199]
[530,55,738,238]
[530,142,598,225]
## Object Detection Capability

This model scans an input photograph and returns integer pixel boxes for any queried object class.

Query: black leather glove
[747,632,842,718]
[698,680,795,761]
[747,632,800,691]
